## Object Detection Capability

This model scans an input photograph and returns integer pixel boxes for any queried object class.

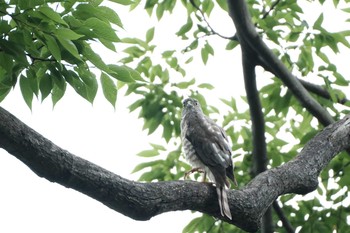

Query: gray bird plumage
[181,97,236,220]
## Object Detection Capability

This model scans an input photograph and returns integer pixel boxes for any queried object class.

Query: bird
[180,97,237,220]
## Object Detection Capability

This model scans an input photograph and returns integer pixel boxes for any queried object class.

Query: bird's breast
[183,139,205,169]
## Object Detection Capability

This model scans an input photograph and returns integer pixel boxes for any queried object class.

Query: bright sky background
[0,1,349,233]
[0,2,243,233]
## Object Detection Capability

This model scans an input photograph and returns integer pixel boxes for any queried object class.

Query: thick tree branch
[226,0,334,126]
[242,54,267,177]
[1,105,350,232]
[242,52,273,232]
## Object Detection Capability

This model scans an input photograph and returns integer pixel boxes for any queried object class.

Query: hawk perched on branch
[181,98,237,220]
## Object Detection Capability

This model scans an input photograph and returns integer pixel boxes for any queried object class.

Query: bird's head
[182,98,203,116]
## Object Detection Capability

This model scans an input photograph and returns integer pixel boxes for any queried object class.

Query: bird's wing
[184,113,232,170]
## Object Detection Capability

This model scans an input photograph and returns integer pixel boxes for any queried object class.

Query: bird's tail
[216,186,232,220]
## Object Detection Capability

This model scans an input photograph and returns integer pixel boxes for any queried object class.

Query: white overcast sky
[0,1,349,233]
[0,2,243,233]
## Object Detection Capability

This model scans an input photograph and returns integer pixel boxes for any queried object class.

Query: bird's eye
[194,101,198,105]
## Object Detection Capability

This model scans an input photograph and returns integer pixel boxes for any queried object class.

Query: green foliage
[0,0,137,108]
[2,0,350,232]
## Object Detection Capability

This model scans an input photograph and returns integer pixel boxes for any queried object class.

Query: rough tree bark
[1,105,350,232]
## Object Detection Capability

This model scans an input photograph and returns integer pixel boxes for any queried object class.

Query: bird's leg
[184,167,204,179]
[201,171,207,182]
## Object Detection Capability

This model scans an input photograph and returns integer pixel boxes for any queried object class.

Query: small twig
[26,53,56,62]
[261,0,281,20]
[273,201,295,233]
[189,0,236,40]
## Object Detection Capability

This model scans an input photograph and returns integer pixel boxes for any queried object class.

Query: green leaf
[38,6,68,26]
[333,31,350,48]
[55,28,83,40]
[198,83,214,90]
[39,73,53,102]
[226,40,239,50]
[108,0,134,5]
[162,50,175,58]
[150,143,166,151]
[286,31,300,42]
[182,217,202,233]
[132,160,162,173]
[205,42,214,55]
[156,2,165,20]
[78,69,98,103]
[82,44,109,71]
[316,50,330,63]
[201,46,208,64]
[334,72,349,86]
[162,120,172,142]
[137,149,159,157]
[143,112,163,134]
[108,65,135,83]
[216,0,228,11]
[176,18,193,37]
[129,99,143,112]
[98,6,123,28]
[99,38,116,51]
[175,78,195,89]
[57,37,81,60]
[84,17,120,42]
[0,87,11,103]
[19,75,33,109]
[100,72,117,107]
[0,52,13,73]
[183,215,216,233]
[44,35,61,61]
[0,39,28,65]
[146,27,155,43]
[51,82,66,107]
[64,71,87,100]
[342,7,350,13]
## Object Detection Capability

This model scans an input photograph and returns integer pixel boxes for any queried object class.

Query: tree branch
[272,201,295,233]
[242,53,267,177]
[189,0,236,40]
[257,55,350,106]
[226,0,334,126]
[242,50,273,232]
[261,0,281,20]
[1,104,350,232]
[298,79,349,105]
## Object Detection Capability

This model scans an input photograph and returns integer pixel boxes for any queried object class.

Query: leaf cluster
[0,0,137,108]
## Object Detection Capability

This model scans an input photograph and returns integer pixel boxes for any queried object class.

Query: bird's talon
[184,167,204,179]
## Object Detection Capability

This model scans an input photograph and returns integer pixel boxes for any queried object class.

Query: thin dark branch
[261,0,281,20]
[227,0,334,127]
[258,55,350,106]
[189,0,236,40]
[299,79,350,105]
[26,53,56,62]
[273,201,295,233]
